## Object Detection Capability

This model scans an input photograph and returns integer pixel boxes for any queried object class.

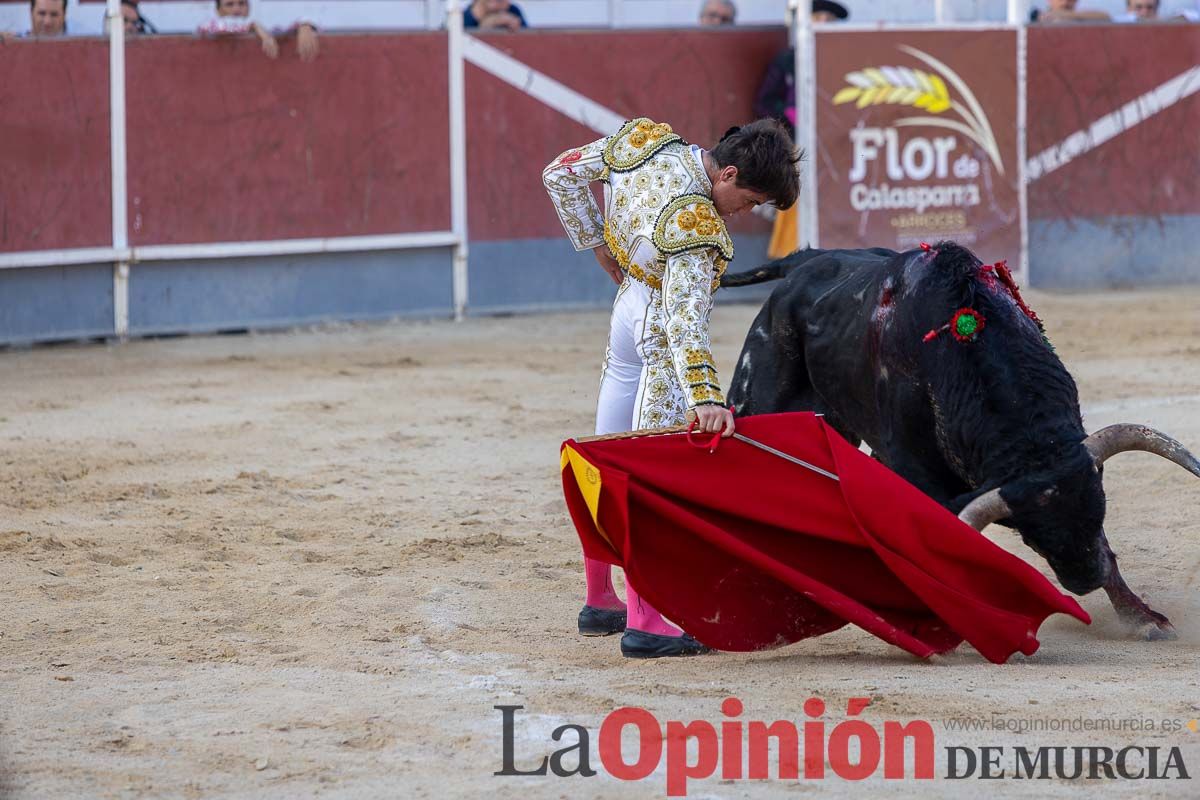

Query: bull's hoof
[1111,594,1176,641]
[1135,620,1178,642]
[1120,607,1177,641]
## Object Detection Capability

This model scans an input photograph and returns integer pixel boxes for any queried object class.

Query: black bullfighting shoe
[578,605,628,636]
[620,629,713,659]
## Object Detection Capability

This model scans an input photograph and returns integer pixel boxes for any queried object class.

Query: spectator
[1029,0,1110,22]
[753,1,847,259]
[810,0,848,23]
[1,0,64,38]
[464,0,527,31]
[106,0,157,35]
[30,0,67,36]
[754,2,849,138]
[698,0,737,26]
[198,0,319,61]
[1112,0,1199,21]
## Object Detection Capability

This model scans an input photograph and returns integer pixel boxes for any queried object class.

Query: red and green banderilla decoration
[923,308,986,344]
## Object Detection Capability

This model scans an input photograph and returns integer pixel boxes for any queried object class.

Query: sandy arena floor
[1,288,1199,798]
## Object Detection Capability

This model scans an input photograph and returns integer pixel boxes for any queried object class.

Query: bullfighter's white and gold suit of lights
[542,118,735,435]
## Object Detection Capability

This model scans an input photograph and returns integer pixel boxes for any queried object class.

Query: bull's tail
[720,247,827,288]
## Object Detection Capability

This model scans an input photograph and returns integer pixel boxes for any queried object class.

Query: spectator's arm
[1038,9,1110,22]
[251,20,279,58]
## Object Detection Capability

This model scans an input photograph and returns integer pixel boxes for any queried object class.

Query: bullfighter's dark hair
[710,118,801,210]
[30,0,66,10]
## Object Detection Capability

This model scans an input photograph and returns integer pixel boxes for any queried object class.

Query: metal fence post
[447,1,469,321]
[1016,22,1030,285]
[1007,0,1029,25]
[107,0,130,339]
[608,0,624,27]
[794,2,818,249]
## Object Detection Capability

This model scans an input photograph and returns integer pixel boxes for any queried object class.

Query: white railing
[4,1,1040,331]
[1,1,469,338]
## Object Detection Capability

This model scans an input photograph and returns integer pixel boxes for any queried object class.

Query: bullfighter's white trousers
[591,277,688,633]
[595,277,689,435]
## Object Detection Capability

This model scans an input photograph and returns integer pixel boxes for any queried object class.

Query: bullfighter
[542,117,800,657]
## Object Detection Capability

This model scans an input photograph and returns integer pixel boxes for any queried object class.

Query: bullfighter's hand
[693,404,735,437]
[593,246,624,285]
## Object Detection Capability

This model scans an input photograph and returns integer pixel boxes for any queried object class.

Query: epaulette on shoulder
[653,194,734,261]
[603,118,684,173]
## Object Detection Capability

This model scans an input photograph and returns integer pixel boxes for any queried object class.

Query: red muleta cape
[561,412,1089,664]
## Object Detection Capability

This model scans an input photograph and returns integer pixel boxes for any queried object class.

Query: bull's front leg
[1100,535,1177,641]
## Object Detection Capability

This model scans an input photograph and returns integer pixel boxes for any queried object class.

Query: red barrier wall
[465,28,786,241]
[0,39,112,253]
[125,33,451,245]
[1026,24,1200,220]
[3,27,1196,258]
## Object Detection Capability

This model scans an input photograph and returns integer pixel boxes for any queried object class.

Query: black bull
[723,242,1200,639]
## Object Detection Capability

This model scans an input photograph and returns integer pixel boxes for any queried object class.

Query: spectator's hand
[593,246,623,285]
[1039,9,1110,22]
[297,24,318,62]
[260,32,279,59]
[479,11,522,31]
[0,30,16,42]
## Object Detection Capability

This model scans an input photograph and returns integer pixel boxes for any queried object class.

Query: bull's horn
[958,489,1012,531]
[1083,424,1200,478]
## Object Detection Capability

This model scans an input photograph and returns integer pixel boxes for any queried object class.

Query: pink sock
[584,557,625,610]
[626,583,683,637]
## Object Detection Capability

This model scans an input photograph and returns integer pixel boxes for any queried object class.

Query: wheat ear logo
[832,45,1004,175]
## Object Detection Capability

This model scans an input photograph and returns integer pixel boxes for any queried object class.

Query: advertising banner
[815,29,1020,264]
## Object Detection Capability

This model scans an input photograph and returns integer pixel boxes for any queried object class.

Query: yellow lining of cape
[561,445,614,549]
